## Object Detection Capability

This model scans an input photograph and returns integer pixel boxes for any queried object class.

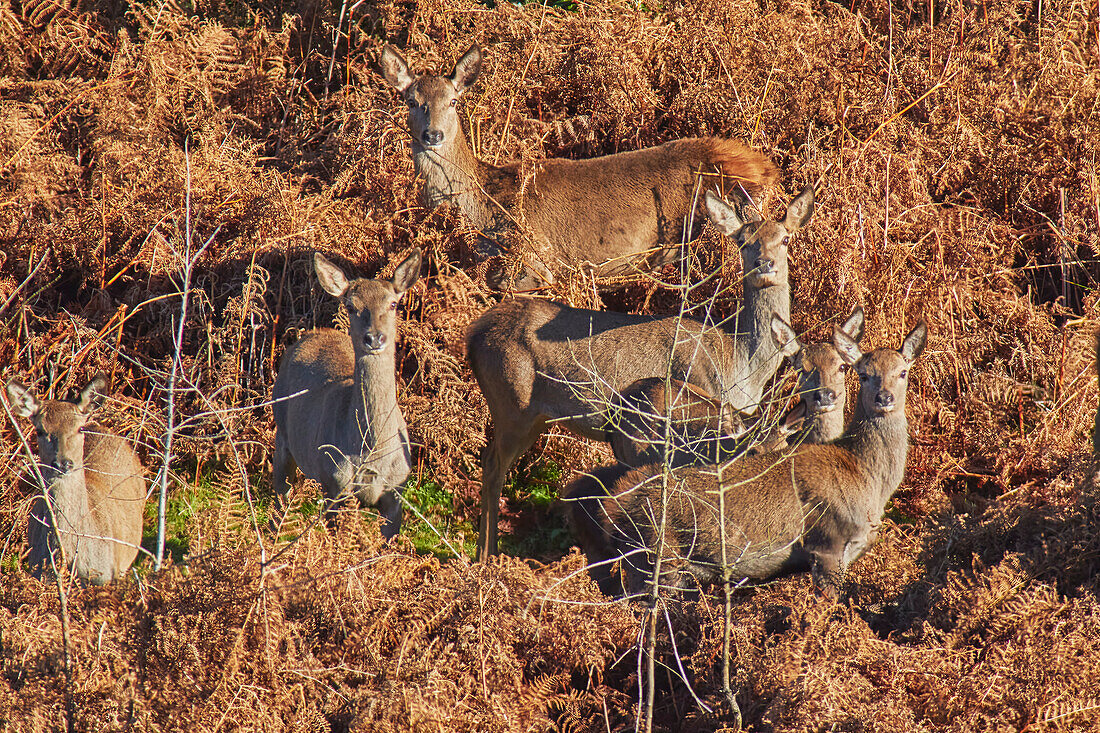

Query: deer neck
[412,130,494,230]
[804,408,844,445]
[728,280,791,405]
[349,349,403,454]
[836,409,909,515]
[45,467,93,555]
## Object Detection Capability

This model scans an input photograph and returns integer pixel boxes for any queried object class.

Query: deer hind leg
[476,417,546,560]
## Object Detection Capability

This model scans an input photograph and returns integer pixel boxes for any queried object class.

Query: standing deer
[608,306,865,467]
[271,249,421,538]
[380,44,778,289]
[5,375,146,585]
[467,186,815,558]
[571,321,927,598]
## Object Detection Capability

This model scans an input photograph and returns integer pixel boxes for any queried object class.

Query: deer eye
[899,370,908,379]
[782,236,790,246]
[449,98,457,107]
[389,301,398,311]
[839,364,850,373]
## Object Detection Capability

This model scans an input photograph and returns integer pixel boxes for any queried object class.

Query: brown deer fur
[6,375,146,585]
[271,250,421,538]
[608,307,865,467]
[380,44,778,289]
[467,186,815,558]
[569,321,927,598]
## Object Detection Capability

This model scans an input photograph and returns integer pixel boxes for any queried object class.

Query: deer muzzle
[813,388,838,412]
[362,331,388,353]
[873,390,896,413]
[422,129,443,147]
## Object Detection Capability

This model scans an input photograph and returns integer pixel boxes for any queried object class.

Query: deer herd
[4,45,1097,612]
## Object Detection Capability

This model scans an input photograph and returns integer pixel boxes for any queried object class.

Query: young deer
[5,375,146,585]
[570,321,927,598]
[467,186,815,558]
[608,307,865,467]
[380,44,777,289]
[271,249,421,538]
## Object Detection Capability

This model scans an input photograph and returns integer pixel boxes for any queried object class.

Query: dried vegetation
[1,0,1099,729]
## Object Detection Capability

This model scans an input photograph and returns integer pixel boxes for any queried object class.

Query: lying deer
[609,307,865,467]
[380,44,777,289]
[467,186,815,558]
[271,249,421,538]
[571,320,927,598]
[6,375,146,585]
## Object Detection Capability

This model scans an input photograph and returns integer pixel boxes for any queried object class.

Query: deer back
[467,297,740,440]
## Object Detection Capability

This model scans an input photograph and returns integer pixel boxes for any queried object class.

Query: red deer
[6,375,146,585]
[271,250,421,538]
[569,321,927,598]
[466,186,815,558]
[608,307,865,467]
[380,44,777,289]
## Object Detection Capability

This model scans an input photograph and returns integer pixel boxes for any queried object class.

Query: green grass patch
[140,460,223,566]
[479,0,578,11]
[498,460,574,561]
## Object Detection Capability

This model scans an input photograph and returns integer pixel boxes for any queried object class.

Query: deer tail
[705,137,779,197]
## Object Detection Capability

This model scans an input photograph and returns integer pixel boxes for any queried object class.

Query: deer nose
[422,129,443,147]
[814,388,837,410]
[363,331,387,351]
[874,390,895,411]
[755,257,775,274]
[54,458,74,473]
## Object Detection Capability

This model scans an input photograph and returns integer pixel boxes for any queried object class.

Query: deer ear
[834,326,863,365]
[391,248,422,295]
[779,400,808,435]
[900,321,928,363]
[770,315,801,359]
[76,374,107,414]
[314,253,350,297]
[450,46,482,95]
[5,380,40,418]
[781,184,816,233]
[839,306,865,342]
[703,191,744,236]
[380,44,415,94]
